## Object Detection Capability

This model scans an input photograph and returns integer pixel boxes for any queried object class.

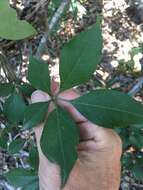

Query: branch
[36,0,70,58]
[0,51,18,82]
[128,76,143,97]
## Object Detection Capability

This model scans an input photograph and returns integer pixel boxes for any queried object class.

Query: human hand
[31,87,122,190]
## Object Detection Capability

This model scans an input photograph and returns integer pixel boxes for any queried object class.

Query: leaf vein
[73,102,143,118]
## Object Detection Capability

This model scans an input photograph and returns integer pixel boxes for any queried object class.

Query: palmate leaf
[40,107,79,187]
[23,102,49,129]
[0,0,36,40]
[60,17,103,91]
[72,90,143,128]
[28,57,51,93]
[5,168,38,188]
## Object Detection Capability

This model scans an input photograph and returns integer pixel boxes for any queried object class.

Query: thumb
[31,90,50,143]
[31,90,61,190]
[57,90,99,141]
[57,89,87,124]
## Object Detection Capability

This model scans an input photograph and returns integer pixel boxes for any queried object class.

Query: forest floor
[1,0,143,189]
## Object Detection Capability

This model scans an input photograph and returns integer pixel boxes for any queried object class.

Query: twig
[128,77,143,97]
[132,183,143,188]
[0,181,15,190]
[0,51,18,82]
[36,0,70,58]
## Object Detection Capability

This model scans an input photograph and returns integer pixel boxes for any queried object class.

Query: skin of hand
[31,88,122,190]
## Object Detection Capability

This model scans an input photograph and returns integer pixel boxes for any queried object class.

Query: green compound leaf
[60,17,103,91]
[0,83,14,97]
[0,0,36,40]
[40,107,79,187]
[72,90,143,128]
[4,93,27,123]
[5,168,38,188]
[28,57,51,93]
[23,102,49,129]
[9,139,25,154]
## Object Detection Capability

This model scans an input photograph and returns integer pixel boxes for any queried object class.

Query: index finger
[58,90,98,141]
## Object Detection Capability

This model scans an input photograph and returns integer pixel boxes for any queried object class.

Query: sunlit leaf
[60,17,102,91]
[0,0,36,40]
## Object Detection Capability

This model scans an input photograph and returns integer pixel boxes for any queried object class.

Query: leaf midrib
[56,109,66,179]
[63,45,87,87]
[73,102,143,119]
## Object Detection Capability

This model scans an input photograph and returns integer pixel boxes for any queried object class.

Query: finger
[31,90,51,103]
[58,90,100,140]
[31,90,51,144]
[51,78,60,95]
[60,89,80,100]
[57,98,99,140]
[78,121,98,141]
[57,98,87,123]
[77,140,96,151]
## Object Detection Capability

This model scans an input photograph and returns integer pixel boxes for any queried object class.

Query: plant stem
[128,77,143,97]
[36,0,70,58]
[0,51,17,82]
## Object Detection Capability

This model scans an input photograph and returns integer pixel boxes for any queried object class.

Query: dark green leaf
[0,0,36,40]
[60,17,103,91]
[29,147,39,171]
[129,132,143,149]
[72,90,143,128]
[28,57,51,93]
[5,169,38,188]
[23,102,49,129]
[4,93,27,123]
[0,83,14,97]
[23,180,39,190]
[51,0,61,9]
[132,164,143,180]
[19,83,35,97]
[0,130,8,149]
[40,107,79,187]
[122,154,133,169]
[9,139,25,154]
